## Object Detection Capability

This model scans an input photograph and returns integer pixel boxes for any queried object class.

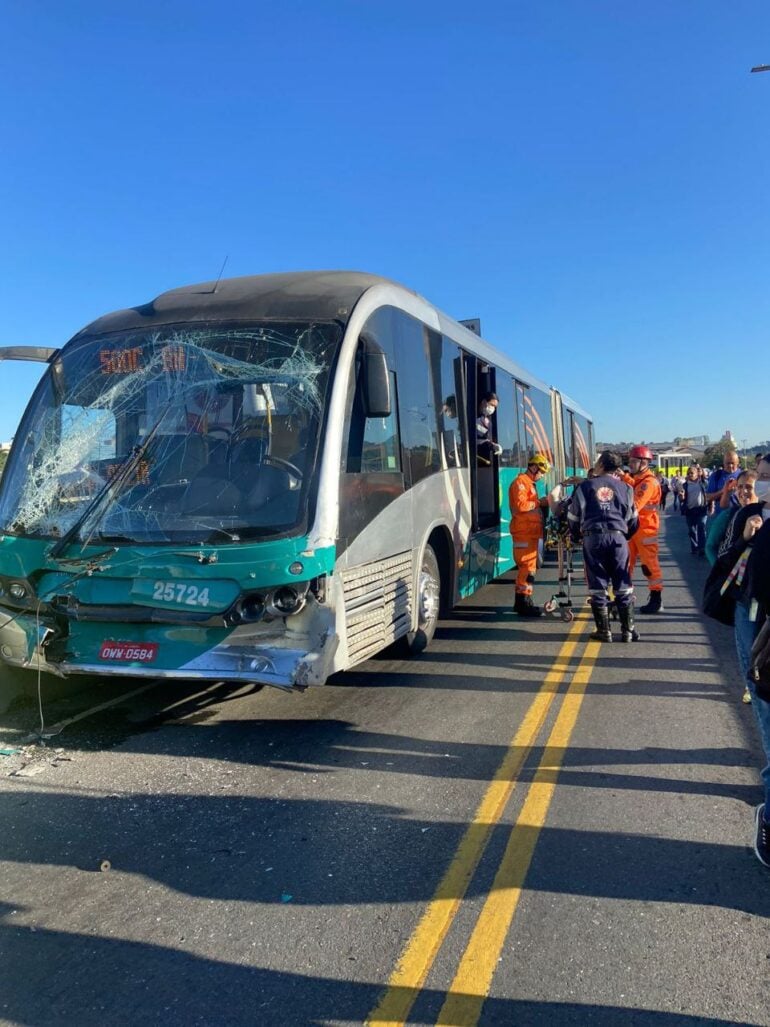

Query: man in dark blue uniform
[567,450,640,643]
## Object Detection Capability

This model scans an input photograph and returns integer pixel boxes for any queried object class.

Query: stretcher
[543,487,577,622]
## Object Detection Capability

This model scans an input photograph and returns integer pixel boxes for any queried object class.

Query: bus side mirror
[359,333,391,418]
[0,346,59,363]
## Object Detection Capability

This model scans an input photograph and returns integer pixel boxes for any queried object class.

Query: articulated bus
[0,272,593,695]
[654,451,693,478]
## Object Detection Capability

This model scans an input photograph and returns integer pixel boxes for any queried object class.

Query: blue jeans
[735,601,770,808]
[685,507,707,552]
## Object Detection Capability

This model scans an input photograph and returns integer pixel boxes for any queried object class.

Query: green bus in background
[0,272,593,696]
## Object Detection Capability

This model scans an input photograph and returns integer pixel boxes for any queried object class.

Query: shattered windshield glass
[0,322,341,545]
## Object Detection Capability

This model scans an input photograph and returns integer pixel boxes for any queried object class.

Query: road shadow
[0,906,748,1027]
[2,787,768,916]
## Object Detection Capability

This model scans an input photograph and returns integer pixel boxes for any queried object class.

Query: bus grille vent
[342,551,413,664]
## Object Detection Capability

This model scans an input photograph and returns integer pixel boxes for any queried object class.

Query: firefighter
[621,444,664,613]
[568,450,639,642]
[509,453,550,616]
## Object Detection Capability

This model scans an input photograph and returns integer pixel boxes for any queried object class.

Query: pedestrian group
[502,433,770,869]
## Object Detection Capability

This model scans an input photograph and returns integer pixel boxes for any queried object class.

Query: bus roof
[74,271,402,337]
[71,271,591,420]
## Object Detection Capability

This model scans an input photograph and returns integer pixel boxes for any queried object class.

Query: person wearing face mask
[620,445,664,613]
[509,453,551,616]
[476,392,502,466]
[716,455,770,867]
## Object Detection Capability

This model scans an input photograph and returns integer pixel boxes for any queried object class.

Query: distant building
[0,442,11,453]
[674,434,709,448]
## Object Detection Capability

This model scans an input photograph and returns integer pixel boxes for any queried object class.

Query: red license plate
[99,641,159,663]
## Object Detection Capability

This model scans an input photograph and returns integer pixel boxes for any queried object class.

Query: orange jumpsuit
[621,468,663,592]
[509,472,545,596]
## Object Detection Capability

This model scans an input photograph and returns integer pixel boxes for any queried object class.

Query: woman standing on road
[718,455,770,867]
[705,470,757,566]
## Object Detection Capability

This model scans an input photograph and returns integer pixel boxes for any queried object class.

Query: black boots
[618,604,640,642]
[514,593,543,618]
[639,591,663,614]
[590,605,613,642]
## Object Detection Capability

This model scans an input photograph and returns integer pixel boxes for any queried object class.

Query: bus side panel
[332,467,471,671]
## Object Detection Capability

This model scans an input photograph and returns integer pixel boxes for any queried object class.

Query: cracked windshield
[0,322,341,544]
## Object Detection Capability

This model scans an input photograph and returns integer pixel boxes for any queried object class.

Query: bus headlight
[266,586,306,617]
[9,583,27,600]
[238,594,266,623]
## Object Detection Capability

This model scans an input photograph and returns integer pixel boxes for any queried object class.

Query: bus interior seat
[178,436,243,515]
[154,434,208,484]
[288,426,311,473]
[229,435,267,467]
[205,437,229,471]
[179,474,243,516]
[244,464,301,521]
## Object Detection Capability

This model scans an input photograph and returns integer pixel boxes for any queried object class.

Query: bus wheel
[402,544,441,655]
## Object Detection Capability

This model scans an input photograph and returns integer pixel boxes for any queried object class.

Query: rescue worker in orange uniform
[621,444,664,613]
[509,453,551,616]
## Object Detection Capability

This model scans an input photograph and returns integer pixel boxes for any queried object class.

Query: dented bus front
[0,299,349,692]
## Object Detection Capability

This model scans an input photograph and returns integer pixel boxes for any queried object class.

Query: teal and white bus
[0,272,593,694]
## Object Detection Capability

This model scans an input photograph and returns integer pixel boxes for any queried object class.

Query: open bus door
[464,353,500,532]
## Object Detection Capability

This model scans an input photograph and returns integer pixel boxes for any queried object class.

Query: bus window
[496,372,518,468]
[362,372,400,473]
[563,408,575,476]
[519,384,554,465]
[393,310,440,485]
[571,412,592,474]
[512,382,528,471]
[439,337,467,468]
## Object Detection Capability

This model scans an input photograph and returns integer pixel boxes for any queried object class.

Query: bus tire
[401,543,441,655]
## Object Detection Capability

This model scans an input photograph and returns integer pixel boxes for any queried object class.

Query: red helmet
[629,445,654,461]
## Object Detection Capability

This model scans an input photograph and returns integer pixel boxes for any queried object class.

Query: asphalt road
[1,507,768,1027]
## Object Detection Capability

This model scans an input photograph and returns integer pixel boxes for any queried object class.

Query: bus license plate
[99,642,159,663]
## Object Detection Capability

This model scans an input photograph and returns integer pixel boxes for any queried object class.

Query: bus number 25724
[152,582,211,607]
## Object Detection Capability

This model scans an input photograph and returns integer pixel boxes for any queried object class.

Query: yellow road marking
[365,613,592,1027]
[436,640,601,1026]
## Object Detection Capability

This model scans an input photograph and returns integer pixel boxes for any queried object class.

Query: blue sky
[2,1,769,447]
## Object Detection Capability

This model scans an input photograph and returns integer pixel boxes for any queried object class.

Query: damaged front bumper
[0,611,58,674]
[0,606,338,692]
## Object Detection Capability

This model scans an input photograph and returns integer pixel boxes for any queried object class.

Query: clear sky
[2,1,769,447]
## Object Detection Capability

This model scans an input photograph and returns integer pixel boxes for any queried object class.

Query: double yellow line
[367,612,600,1027]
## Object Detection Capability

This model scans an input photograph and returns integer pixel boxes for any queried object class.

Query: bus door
[464,353,499,532]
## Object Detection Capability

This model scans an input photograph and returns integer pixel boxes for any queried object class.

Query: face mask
[483,405,495,416]
[754,480,770,502]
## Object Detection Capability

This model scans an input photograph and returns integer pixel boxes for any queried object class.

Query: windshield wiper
[48,413,168,560]
[198,524,242,542]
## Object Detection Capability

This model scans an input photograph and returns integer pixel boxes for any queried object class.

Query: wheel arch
[424,524,454,616]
